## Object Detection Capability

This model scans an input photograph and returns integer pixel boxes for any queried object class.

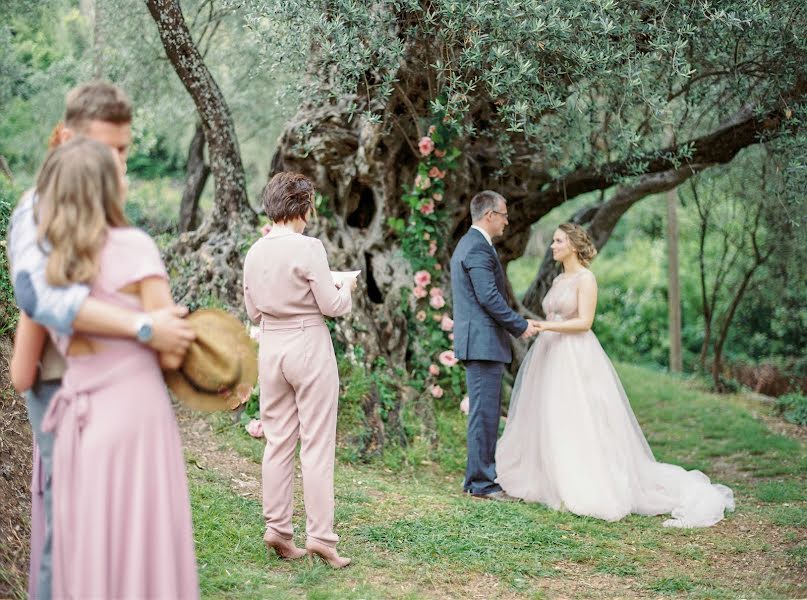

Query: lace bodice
[541,269,592,321]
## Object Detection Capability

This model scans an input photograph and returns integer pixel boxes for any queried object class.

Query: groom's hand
[520,320,540,339]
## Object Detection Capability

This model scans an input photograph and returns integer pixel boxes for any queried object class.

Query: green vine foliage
[390,114,466,403]
[0,177,21,336]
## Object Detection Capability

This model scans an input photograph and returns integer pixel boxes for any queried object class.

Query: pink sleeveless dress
[42,227,199,599]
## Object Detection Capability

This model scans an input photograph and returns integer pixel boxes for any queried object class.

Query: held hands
[520,319,544,339]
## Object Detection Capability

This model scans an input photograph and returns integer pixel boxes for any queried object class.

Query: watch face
[137,322,153,342]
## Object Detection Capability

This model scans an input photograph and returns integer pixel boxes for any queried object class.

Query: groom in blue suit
[450,191,538,500]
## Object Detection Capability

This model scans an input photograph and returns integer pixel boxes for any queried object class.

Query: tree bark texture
[178,121,209,233]
[145,0,255,306]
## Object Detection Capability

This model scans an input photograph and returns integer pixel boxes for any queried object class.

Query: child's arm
[10,312,47,392]
[138,277,186,370]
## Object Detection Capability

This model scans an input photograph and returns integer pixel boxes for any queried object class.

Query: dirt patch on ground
[175,406,262,501]
[702,511,806,596]
[0,336,32,599]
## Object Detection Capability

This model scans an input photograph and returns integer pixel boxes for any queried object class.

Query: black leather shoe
[469,490,520,502]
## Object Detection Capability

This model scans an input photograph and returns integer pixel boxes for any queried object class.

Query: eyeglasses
[488,209,509,220]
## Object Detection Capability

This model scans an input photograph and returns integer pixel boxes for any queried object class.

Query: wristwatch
[134,314,154,343]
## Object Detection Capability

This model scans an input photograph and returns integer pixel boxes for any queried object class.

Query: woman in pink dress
[14,137,199,598]
[496,223,734,528]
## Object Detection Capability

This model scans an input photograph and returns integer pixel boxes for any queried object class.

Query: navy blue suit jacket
[450,228,528,363]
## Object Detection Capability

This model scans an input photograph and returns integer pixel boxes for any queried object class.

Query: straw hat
[165,309,258,411]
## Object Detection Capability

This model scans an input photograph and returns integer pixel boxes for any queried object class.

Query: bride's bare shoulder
[579,269,598,287]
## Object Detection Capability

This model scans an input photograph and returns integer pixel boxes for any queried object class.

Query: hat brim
[165,309,258,412]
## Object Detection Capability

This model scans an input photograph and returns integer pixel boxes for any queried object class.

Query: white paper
[331,270,361,287]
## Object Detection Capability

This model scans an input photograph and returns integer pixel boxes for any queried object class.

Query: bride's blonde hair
[558,223,597,267]
[36,137,128,286]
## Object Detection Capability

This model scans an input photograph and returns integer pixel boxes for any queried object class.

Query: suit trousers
[26,379,59,600]
[463,360,506,495]
[258,316,340,547]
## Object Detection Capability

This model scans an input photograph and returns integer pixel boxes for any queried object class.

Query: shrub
[0,176,21,336]
[775,393,807,426]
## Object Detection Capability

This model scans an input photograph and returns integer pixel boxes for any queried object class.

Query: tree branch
[521,164,707,313]
[506,75,807,241]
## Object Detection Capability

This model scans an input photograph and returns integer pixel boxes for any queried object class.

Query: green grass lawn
[187,363,806,599]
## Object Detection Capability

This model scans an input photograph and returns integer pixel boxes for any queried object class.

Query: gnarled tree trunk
[268,47,804,449]
[178,121,209,233]
[145,0,255,307]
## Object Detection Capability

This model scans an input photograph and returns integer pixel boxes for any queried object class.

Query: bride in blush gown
[495,223,734,528]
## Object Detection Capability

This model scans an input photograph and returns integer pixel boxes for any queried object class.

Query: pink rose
[448,332,454,340]
[428,166,446,179]
[429,286,443,298]
[414,270,431,287]
[434,148,446,158]
[459,396,469,415]
[432,313,443,322]
[438,350,458,367]
[245,419,264,438]
[416,310,427,322]
[419,200,435,215]
[440,314,454,332]
[430,384,444,399]
[413,285,427,299]
[414,174,432,190]
[429,364,440,376]
[432,192,443,202]
[419,136,435,156]
[261,222,272,236]
[428,240,438,256]
[430,294,446,309]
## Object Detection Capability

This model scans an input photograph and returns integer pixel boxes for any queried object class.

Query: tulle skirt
[496,330,734,528]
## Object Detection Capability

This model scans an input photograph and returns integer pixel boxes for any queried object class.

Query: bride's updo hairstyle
[559,223,597,267]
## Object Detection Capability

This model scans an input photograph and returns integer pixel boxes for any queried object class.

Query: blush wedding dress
[495,269,734,528]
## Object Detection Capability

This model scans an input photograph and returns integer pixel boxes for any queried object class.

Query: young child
[11,137,199,598]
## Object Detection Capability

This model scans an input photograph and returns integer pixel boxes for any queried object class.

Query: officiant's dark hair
[262,172,316,223]
[470,190,505,222]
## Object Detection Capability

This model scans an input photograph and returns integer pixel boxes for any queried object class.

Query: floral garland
[389,117,465,403]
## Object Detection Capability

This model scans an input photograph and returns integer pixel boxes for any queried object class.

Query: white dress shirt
[471,225,493,246]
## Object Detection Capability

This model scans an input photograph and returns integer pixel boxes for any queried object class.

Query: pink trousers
[259,316,340,547]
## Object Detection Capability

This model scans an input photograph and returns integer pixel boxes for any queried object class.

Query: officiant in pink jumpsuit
[243,172,356,569]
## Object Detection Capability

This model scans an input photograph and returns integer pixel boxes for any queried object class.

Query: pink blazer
[242,232,352,323]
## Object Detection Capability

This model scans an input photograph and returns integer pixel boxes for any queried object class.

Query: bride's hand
[533,320,549,333]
